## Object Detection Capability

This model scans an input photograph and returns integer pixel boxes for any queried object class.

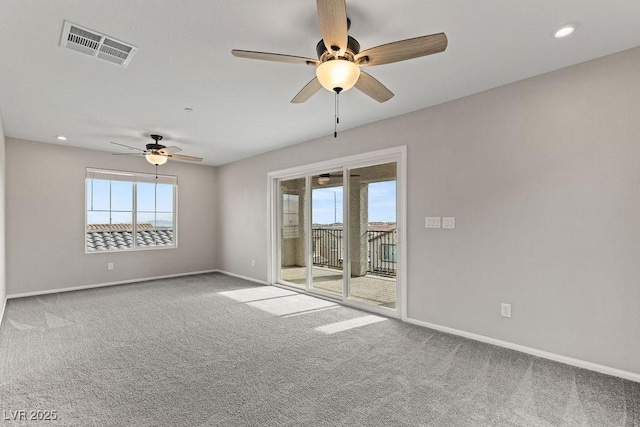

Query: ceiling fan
[232,0,448,105]
[316,172,359,185]
[110,135,203,166]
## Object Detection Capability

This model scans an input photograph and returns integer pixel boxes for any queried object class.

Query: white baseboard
[216,270,269,286]
[405,317,640,383]
[0,296,6,329]
[6,270,218,299]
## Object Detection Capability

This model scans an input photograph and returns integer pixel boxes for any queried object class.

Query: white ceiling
[1,0,640,166]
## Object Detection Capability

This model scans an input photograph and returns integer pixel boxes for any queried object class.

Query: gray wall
[6,138,218,295]
[0,112,5,312]
[217,47,640,374]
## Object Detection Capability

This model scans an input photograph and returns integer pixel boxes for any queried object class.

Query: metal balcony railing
[312,227,344,270]
[367,230,397,278]
[312,226,397,277]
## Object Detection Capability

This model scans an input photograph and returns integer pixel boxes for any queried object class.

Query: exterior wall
[348,180,367,277]
[217,46,640,374]
[6,138,218,295]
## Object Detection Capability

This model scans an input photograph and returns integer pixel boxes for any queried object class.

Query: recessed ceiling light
[56,135,67,141]
[553,24,577,39]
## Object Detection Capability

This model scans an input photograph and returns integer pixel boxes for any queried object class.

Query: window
[85,168,177,252]
[381,244,397,262]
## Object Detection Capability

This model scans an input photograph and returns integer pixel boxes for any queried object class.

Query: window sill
[85,245,178,254]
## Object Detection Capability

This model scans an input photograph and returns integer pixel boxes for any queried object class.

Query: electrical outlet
[251,260,255,267]
[108,262,114,271]
[501,303,511,318]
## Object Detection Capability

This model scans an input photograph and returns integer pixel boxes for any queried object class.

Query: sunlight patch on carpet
[247,294,337,316]
[315,315,387,334]
[282,305,340,318]
[218,286,296,303]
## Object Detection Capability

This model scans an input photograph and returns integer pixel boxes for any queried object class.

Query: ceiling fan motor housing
[147,134,165,151]
[316,36,361,60]
[146,143,165,151]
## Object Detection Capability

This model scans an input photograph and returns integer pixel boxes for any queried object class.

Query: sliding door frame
[267,146,407,320]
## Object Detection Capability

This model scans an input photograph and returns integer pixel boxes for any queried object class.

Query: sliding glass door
[310,171,344,297]
[278,177,307,287]
[346,162,397,309]
[275,156,401,316]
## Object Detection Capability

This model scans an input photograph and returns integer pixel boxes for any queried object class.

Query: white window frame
[85,168,178,253]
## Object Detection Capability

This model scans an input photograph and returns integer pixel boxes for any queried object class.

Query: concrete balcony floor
[280,266,396,309]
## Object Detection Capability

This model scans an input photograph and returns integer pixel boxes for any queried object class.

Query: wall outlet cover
[501,303,512,318]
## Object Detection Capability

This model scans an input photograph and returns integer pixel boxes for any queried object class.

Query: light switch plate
[425,217,441,229]
[442,217,455,229]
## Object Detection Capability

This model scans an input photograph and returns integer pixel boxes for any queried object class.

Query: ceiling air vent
[60,21,137,67]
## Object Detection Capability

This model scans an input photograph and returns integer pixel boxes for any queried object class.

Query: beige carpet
[0,272,638,426]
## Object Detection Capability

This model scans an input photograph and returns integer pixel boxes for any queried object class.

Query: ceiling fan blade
[168,153,203,162]
[159,146,182,155]
[232,50,318,66]
[110,141,145,152]
[291,77,323,103]
[111,153,145,156]
[355,33,448,66]
[316,0,348,58]
[354,71,394,103]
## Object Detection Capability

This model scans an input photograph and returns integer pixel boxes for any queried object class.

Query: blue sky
[86,179,173,225]
[312,180,396,224]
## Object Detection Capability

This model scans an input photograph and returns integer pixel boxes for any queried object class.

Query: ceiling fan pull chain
[337,91,340,125]
[334,91,340,138]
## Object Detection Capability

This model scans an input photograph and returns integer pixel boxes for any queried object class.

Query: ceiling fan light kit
[145,152,168,166]
[317,175,331,185]
[316,172,360,185]
[316,59,360,93]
